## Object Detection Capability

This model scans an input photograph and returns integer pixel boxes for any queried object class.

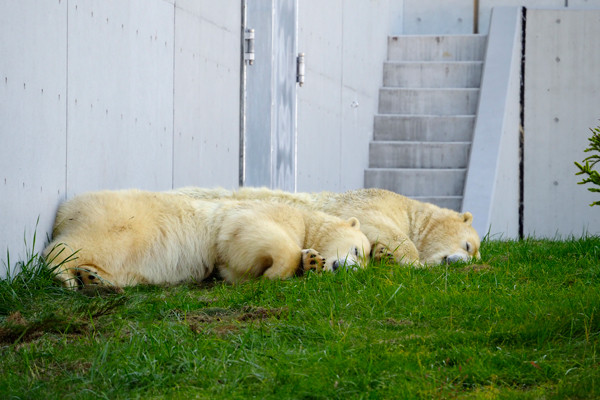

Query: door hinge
[296,53,305,86]
[244,28,255,65]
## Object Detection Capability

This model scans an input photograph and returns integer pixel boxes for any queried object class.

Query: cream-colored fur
[175,187,481,265]
[43,190,371,287]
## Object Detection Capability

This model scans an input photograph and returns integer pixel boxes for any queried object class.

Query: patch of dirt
[79,285,124,297]
[0,311,88,345]
[6,311,27,325]
[236,306,287,322]
[186,306,288,336]
[460,264,493,273]
[384,318,413,327]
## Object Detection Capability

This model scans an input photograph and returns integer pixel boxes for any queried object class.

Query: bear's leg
[262,251,301,280]
[372,243,396,262]
[371,239,421,265]
[261,237,305,280]
[72,265,117,287]
[44,243,121,288]
[361,222,421,265]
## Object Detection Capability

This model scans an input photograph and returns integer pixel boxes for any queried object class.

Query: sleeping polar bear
[43,190,371,287]
[175,187,481,266]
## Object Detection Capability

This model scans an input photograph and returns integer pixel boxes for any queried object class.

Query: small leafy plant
[574,124,600,206]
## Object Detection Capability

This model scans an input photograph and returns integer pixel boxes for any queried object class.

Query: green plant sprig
[574,125,600,206]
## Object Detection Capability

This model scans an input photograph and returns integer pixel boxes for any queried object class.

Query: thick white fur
[174,187,481,265]
[43,189,371,287]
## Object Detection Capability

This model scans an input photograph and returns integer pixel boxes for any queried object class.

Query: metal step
[378,88,479,115]
[369,141,471,168]
[383,61,483,88]
[373,115,475,142]
[387,35,487,62]
[364,168,467,196]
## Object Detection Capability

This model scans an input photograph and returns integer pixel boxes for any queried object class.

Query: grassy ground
[1,237,599,399]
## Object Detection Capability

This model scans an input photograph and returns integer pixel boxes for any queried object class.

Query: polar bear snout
[332,260,341,271]
[443,253,469,264]
[330,254,362,272]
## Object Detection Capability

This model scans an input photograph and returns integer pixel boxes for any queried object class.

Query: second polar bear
[175,187,481,266]
[43,190,371,288]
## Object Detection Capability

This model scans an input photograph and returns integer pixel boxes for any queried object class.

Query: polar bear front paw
[301,249,326,273]
[372,243,395,263]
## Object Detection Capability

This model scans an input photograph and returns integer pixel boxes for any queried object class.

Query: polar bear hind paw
[73,267,102,286]
[301,249,326,273]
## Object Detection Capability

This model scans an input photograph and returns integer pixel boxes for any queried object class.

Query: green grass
[1,237,599,399]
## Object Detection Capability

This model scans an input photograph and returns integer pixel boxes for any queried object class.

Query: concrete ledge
[461,7,522,239]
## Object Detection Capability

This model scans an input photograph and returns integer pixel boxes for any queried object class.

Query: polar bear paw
[74,267,102,286]
[301,249,326,273]
[372,243,395,263]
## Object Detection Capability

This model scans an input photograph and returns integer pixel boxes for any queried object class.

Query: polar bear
[43,190,371,288]
[175,187,481,265]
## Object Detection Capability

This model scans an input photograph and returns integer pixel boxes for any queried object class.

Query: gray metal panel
[244,0,275,187]
[244,0,297,190]
[0,1,67,262]
[66,0,174,194]
[173,1,241,189]
[524,9,600,237]
[271,0,298,191]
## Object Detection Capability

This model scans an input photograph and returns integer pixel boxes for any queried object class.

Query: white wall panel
[297,0,402,192]
[297,0,343,191]
[569,0,600,7]
[173,2,241,189]
[66,0,174,195]
[0,0,67,262]
[340,0,391,190]
[463,7,522,239]
[479,1,564,34]
[403,0,474,34]
[524,9,600,237]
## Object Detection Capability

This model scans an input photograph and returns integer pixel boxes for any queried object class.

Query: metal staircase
[365,35,487,211]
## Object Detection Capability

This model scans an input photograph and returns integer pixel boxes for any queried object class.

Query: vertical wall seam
[293,0,298,193]
[339,5,344,190]
[65,0,69,199]
[239,0,247,187]
[270,1,276,188]
[171,4,176,189]
[519,6,527,239]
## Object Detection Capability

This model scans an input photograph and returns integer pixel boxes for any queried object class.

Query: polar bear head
[418,211,481,265]
[316,217,372,272]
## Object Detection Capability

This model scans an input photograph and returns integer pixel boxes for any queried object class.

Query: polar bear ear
[462,212,473,225]
[347,217,361,230]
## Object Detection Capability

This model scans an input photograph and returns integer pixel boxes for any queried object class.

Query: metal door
[240,0,299,191]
